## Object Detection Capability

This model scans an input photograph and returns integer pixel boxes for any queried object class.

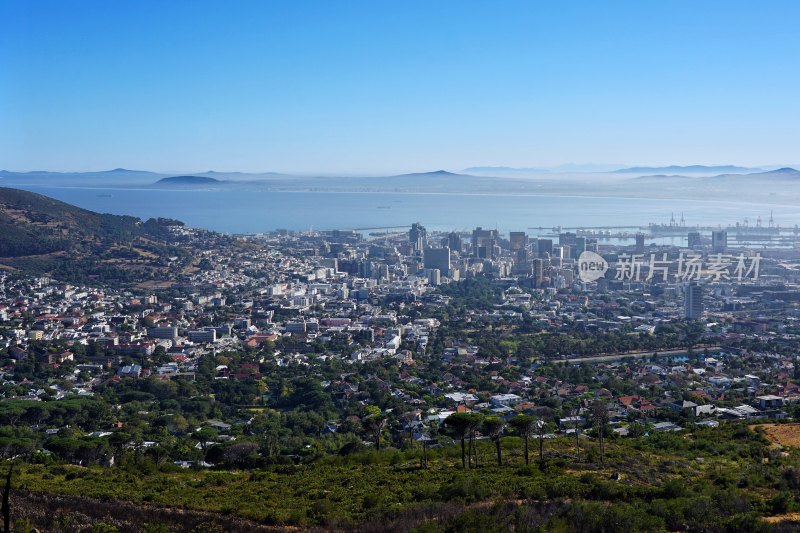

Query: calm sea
[9,184,800,240]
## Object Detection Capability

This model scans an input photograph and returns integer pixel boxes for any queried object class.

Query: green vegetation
[6,424,800,530]
[0,187,223,283]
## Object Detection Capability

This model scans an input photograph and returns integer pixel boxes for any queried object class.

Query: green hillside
[0,187,189,283]
[7,424,800,531]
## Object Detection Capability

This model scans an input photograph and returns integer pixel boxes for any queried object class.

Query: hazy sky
[2,1,799,174]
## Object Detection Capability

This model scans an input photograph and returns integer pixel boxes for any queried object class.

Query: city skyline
[4,2,800,530]
[2,1,800,174]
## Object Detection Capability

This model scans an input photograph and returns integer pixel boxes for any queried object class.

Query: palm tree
[509,414,535,466]
[482,416,506,466]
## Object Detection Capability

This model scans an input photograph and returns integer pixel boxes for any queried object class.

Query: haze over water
[10,183,800,237]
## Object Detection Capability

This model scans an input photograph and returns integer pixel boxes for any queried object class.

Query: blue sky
[1,1,799,174]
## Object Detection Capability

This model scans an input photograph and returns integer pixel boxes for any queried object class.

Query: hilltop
[389,170,465,178]
[0,187,198,284]
[762,167,800,175]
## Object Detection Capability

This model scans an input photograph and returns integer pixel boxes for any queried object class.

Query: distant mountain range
[0,169,292,183]
[0,168,164,179]
[463,166,550,174]
[464,163,623,174]
[633,167,800,183]
[613,165,761,174]
[706,167,800,180]
[1,165,791,182]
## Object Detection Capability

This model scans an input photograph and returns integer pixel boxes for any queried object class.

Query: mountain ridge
[614,165,761,174]
[631,167,800,183]
[0,187,194,284]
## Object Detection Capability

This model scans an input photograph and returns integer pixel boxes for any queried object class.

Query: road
[550,345,723,364]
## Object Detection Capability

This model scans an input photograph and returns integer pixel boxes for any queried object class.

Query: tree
[628,410,645,438]
[509,414,535,466]
[482,416,506,466]
[401,411,418,449]
[591,399,609,463]
[466,413,484,468]
[572,407,583,459]
[536,419,549,464]
[419,425,437,469]
[24,405,50,427]
[222,441,259,468]
[193,427,219,456]
[363,413,387,451]
[444,413,473,468]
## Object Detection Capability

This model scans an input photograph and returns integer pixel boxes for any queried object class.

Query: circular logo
[578,251,608,282]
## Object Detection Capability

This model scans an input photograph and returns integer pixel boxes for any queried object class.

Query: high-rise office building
[712,231,727,253]
[685,283,703,319]
[426,268,441,286]
[635,233,645,254]
[472,227,498,259]
[424,246,451,276]
[537,238,553,258]
[688,232,702,249]
[530,258,546,288]
[446,232,463,254]
[575,236,587,256]
[409,222,427,252]
[559,232,578,247]
[509,231,528,251]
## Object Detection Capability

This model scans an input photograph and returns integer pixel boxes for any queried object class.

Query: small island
[156,175,221,185]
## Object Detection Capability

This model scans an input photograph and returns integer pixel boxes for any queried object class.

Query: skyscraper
[532,258,544,288]
[635,233,645,254]
[509,231,528,251]
[712,231,727,253]
[537,239,553,258]
[685,283,703,320]
[446,232,463,254]
[559,232,578,247]
[424,246,450,276]
[472,227,498,259]
[575,236,587,256]
[409,222,427,252]
[688,231,702,249]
